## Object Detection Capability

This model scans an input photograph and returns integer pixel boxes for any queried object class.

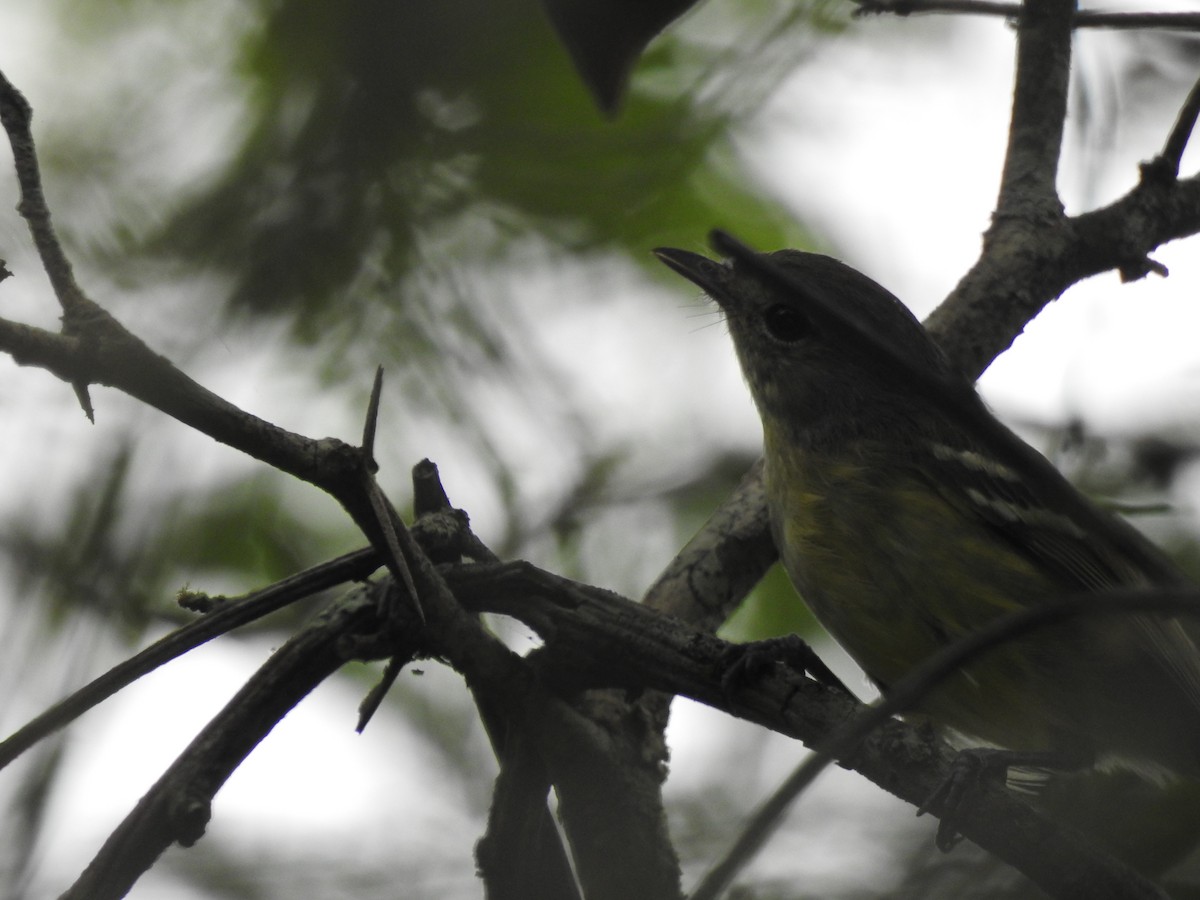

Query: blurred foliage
[155,474,350,591]
[14,0,847,622]
[721,562,821,643]
[139,0,834,360]
[3,445,158,636]
[541,0,703,112]
[11,0,848,609]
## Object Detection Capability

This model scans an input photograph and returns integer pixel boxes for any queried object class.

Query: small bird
[654,242,1200,825]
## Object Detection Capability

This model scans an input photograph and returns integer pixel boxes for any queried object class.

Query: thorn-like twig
[1118,256,1169,283]
[361,365,384,471]
[2,69,104,421]
[355,366,423,619]
[72,381,95,423]
[1146,73,1200,182]
[365,478,421,617]
[356,653,406,732]
[61,586,388,900]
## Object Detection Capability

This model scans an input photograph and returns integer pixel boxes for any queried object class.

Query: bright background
[1,2,1200,898]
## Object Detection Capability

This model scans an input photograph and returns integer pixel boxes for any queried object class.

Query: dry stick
[0,69,101,417]
[997,0,1075,214]
[923,0,1077,377]
[641,457,774,626]
[56,460,543,898]
[0,460,493,773]
[359,365,421,615]
[929,69,1200,369]
[0,547,381,772]
[0,71,85,315]
[60,583,397,900]
[855,0,1200,30]
[357,462,578,891]
[399,485,608,899]
[0,70,459,896]
[1154,73,1200,181]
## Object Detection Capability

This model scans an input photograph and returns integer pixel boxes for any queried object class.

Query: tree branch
[444,561,1173,900]
[856,0,1200,31]
[0,71,87,317]
[0,548,381,773]
[641,457,774,627]
[61,582,398,900]
[995,0,1075,215]
[405,467,684,900]
[1147,73,1200,182]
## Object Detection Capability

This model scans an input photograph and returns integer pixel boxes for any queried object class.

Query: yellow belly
[763,432,1081,753]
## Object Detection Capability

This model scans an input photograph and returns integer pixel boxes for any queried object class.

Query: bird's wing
[918,433,1200,714]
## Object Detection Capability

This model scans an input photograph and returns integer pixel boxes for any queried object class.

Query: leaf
[540,0,702,114]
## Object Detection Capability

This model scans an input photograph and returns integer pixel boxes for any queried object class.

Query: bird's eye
[762,305,808,343]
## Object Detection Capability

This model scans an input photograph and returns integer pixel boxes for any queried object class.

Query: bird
[655,239,1200,870]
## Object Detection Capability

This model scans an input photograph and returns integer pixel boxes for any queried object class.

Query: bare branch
[61,583,397,900]
[0,317,82,371]
[1147,74,1200,181]
[446,561,1172,900]
[361,365,384,468]
[0,72,87,316]
[995,0,1075,216]
[855,0,1018,19]
[399,472,683,900]
[856,0,1200,31]
[0,548,381,774]
[1075,9,1200,29]
[641,457,774,628]
[929,171,1200,376]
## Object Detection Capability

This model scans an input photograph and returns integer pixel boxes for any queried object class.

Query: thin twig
[856,0,1200,30]
[412,458,453,516]
[355,653,405,732]
[0,71,87,314]
[60,583,397,900]
[0,548,381,772]
[1151,73,1200,180]
[356,367,421,617]
[361,365,384,469]
[1074,9,1200,29]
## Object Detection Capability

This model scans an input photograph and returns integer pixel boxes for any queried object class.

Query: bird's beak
[653,247,728,299]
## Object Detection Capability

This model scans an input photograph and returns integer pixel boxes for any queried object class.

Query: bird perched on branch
[655,235,1200,873]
